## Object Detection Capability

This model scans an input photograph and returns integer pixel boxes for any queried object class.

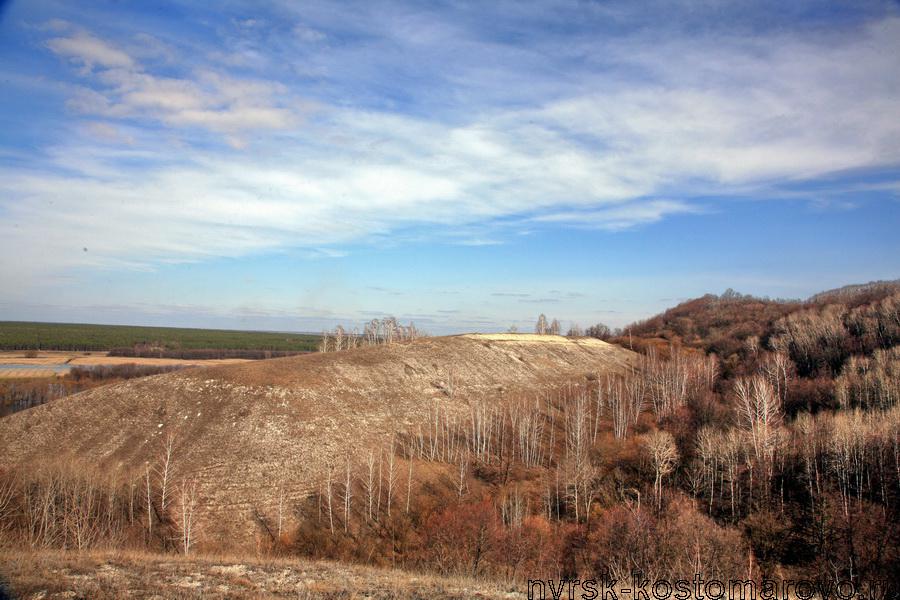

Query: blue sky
[1,0,899,334]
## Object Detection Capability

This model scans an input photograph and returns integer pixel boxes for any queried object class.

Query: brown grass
[0,351,253,379]
[0,548,523,599]
[0,350,251,367]
[0,368,58,379]
[0,351,92,365]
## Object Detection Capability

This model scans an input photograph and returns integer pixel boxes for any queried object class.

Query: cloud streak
[1,2,899,298]
[47,23,302,144]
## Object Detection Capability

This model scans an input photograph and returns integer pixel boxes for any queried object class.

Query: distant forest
[0,321,320,353]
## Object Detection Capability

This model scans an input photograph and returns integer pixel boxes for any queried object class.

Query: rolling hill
[0,333,636,546]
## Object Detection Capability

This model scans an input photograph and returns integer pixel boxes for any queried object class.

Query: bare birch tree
[324,464,335,534]
[365,451,376,522]
[156,433,176,514]
[456,450,469,500]
[341,455,352,532]
[644,430,679,510]
[550,319,561,335]
[385,437,398,517]
[176,478,199,555]
[734,376,783,500]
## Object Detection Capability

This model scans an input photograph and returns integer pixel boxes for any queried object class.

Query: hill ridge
[0,333,636,545]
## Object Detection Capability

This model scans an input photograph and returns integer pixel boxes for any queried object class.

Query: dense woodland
[1,284,898,596]
[0,321,319,352]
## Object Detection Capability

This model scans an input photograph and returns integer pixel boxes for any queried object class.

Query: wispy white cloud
[534,200,703,231]
[2,6,899,297]
[47,30,134,69]
[80,121,135,145]
[47,26,304,141]
[292,24,326,43]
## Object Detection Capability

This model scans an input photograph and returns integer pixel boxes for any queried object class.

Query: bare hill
[0,334,635,545]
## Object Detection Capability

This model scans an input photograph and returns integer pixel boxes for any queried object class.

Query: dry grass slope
[0,549,524,599]
[0,334,636,545]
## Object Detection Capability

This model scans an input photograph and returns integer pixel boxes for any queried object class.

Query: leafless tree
[364,319,378,345]
[456,451,469,500]
[564,389,590,520]
[333,325,346,352]
[500,486,526,529]
[0,471,16,539]
[176,478,199,555]
[145,465,153,538]
[155,433,176,514]
[734,376,783,501]
[828,411,860,516]
[585,323,612,340]
[721,428,746,520]
[22,468,59,548]
[835,347,899,410]
[607,377,632,439]
[322,317,423,352]
[626,373,647,428]
[734,376,782,465]
[341,455,352,532]
[695,426,721,514]
[376,450,383,517]
[383,317,398,345]
[405,458,414,514]
[645,430,679,510]
[644,347,689,420]
[535,314,549,335]
[773,304,848,375]
[745,335,760,356]
[64,469,102,550]
[550,319,561,335]
[365,451,377,522]
[512,396,545,467]
[759,351,792,407]
[469,401,496,462]
[324,464,335,534]
[385,437,398,517]
[592,378,606,444]
[698,353,720,391]
[793,412,824,516]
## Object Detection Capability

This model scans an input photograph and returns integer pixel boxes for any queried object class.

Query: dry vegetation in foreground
[0,549,522,599]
